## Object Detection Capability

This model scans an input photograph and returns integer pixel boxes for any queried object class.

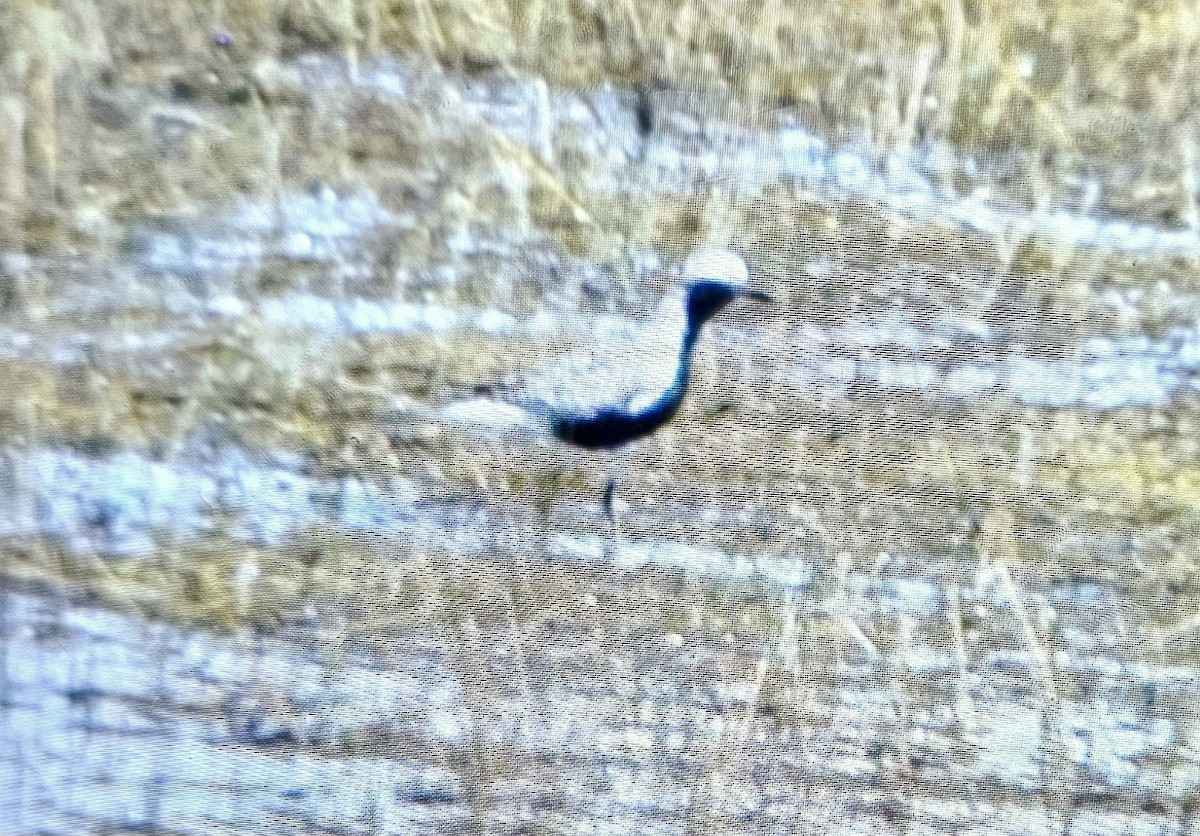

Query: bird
[548,251,771,449]
[438,246,771,521]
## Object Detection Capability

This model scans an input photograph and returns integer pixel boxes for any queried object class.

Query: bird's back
[436,247,756,447]
[515,287,689,419]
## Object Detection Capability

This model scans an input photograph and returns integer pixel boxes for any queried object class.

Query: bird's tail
[438,397,547,432]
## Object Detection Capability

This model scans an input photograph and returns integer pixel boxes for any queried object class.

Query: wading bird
[441,247,771,522]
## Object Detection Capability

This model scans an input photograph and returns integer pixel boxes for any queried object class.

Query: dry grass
[1,3,1199,828]
[6,317,1200,653]
[2,0,1200,239]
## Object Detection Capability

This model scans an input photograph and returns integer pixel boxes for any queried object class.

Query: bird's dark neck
[660,318,703,408]
[549,319,705,449]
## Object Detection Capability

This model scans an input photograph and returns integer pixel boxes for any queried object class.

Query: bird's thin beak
[741,289,774,304]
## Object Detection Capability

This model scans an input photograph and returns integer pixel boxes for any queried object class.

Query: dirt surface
[3,3,1200,834]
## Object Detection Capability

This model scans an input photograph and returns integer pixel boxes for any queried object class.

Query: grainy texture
[2,2,1200,834]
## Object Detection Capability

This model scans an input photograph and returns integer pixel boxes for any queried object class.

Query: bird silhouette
[441,247,769,449]
[550,256,771,448]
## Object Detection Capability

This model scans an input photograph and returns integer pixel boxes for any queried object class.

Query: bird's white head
[683,247,750,288]
[678,247,767,330]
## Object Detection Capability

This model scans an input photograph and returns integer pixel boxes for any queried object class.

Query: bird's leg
[532,465,563,562]
[602,474,629,563]
[603,478,618,522]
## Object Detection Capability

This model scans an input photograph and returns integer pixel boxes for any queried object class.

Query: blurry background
[3,0,1200,833]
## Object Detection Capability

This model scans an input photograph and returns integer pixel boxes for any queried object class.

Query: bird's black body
[549,280,759,449]
[550,391,687,449]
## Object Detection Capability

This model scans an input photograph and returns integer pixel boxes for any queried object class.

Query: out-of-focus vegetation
[4,0,1200,237]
